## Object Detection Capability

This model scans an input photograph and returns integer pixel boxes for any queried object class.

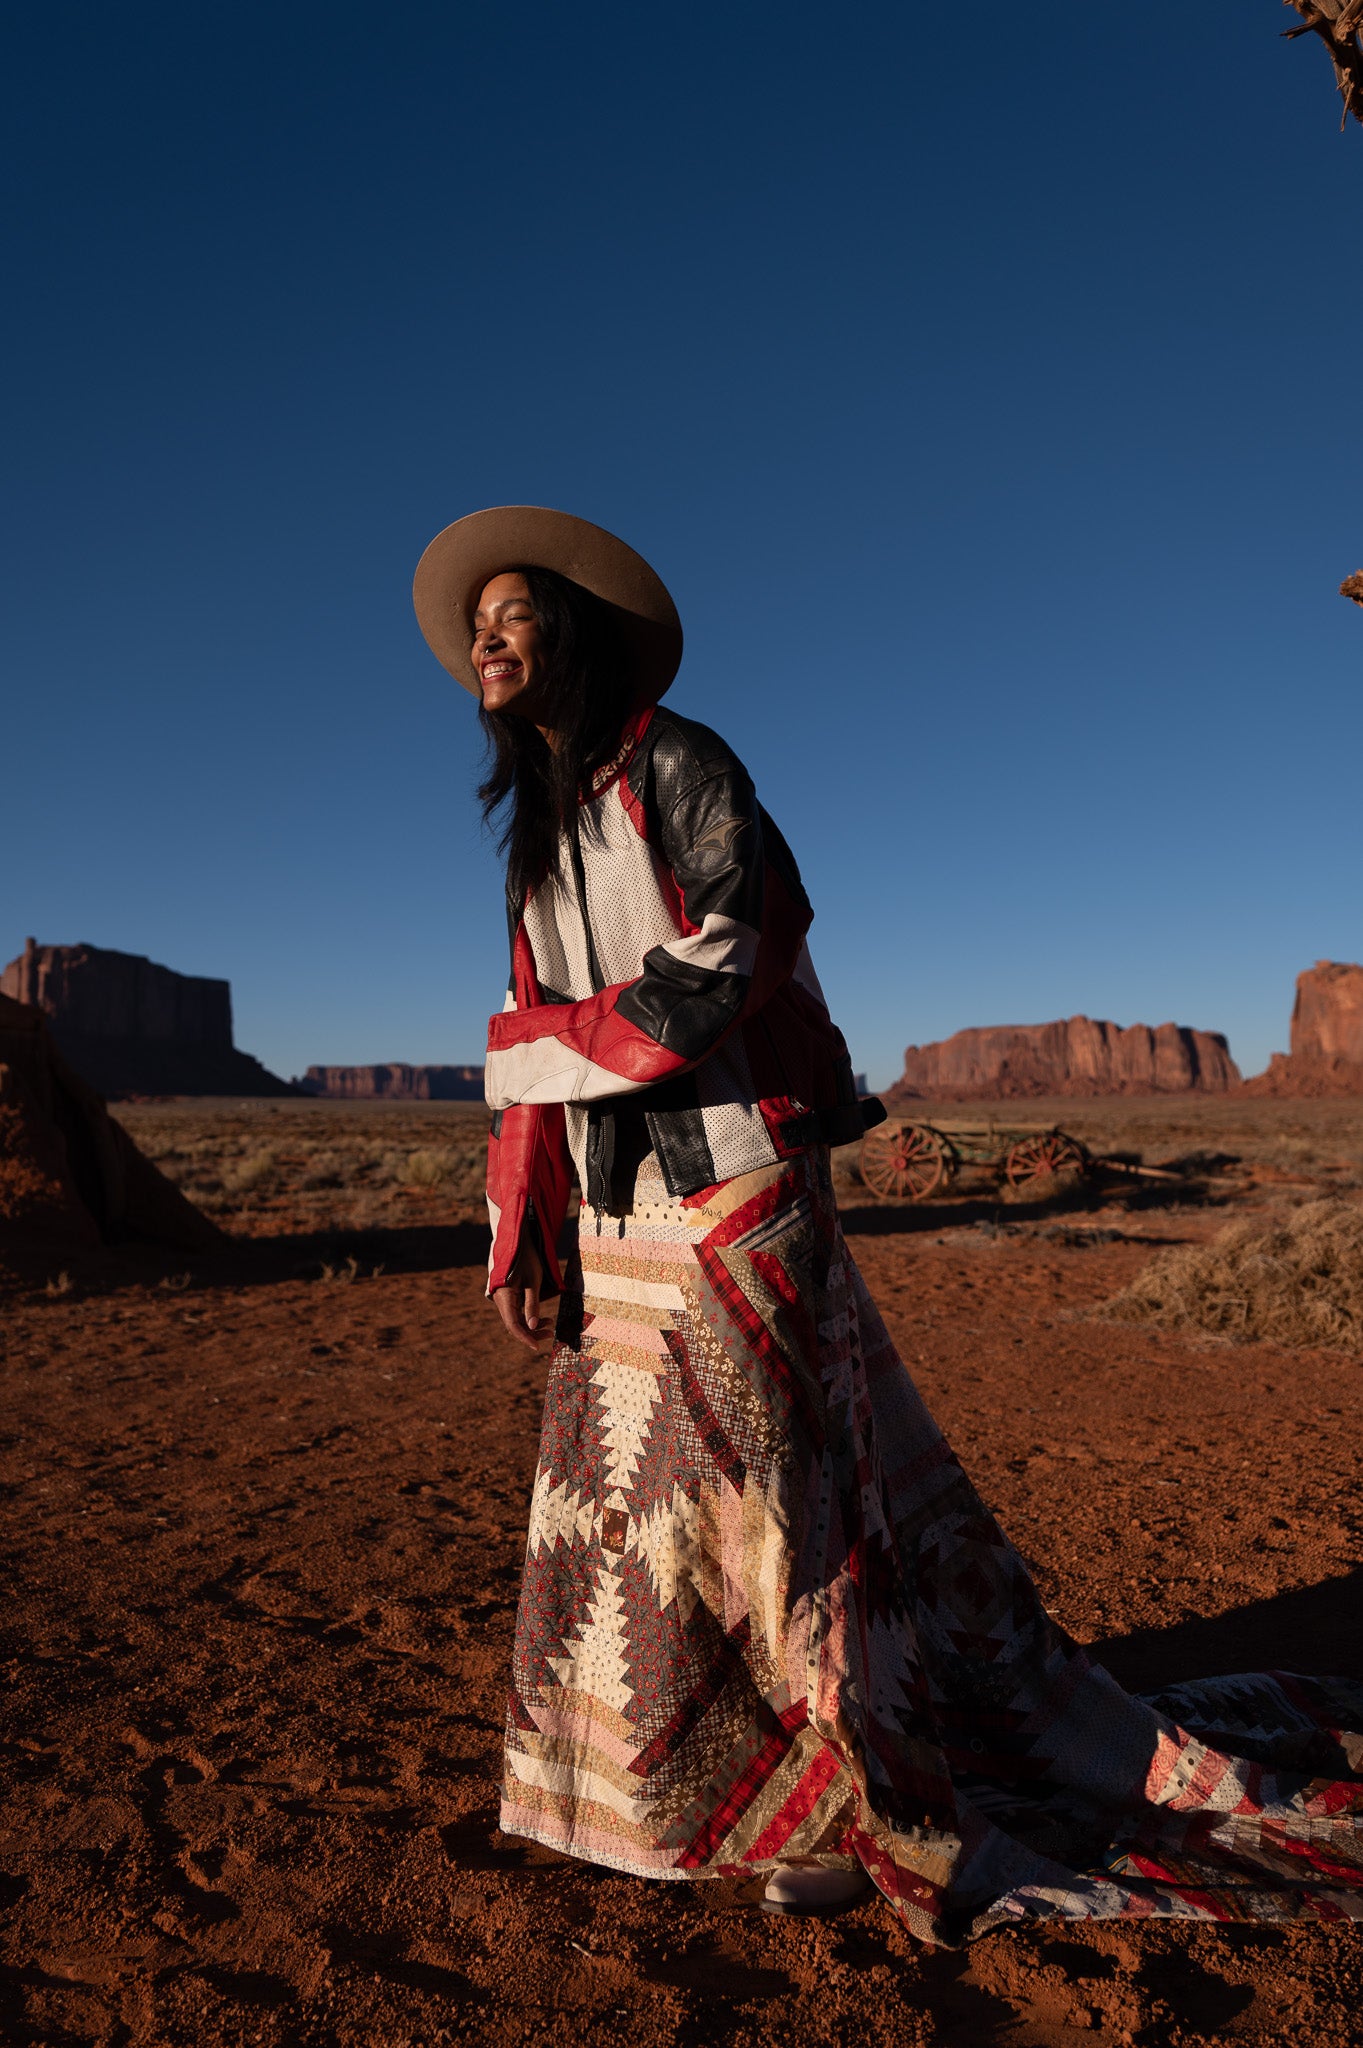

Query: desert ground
[3,1095,1362,2047]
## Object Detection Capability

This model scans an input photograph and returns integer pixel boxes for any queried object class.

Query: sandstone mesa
[1238,960,1363,1097]
[295,1063,485,1101]
[0,939,293,1099]
[887,1016,1240,1102]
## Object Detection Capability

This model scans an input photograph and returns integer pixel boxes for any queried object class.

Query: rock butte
[0,939,293,1099]
[1239,961,1363,1097]
[888,1016,1240,1102]
[0,991,218,1254]
[295,1063,485,1100]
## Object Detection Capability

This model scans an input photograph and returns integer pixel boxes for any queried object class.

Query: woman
[414,506,1363,1943]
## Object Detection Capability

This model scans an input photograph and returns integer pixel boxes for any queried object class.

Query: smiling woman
[412,504,1363,1944]
[472,574,547,715]
[470,563,635,912]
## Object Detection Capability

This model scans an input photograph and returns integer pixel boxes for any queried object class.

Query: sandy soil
[2,1100,1362,2046]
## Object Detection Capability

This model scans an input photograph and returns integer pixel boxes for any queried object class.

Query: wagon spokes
[860,1122,950,1202]
[1003,1129,1088,1189]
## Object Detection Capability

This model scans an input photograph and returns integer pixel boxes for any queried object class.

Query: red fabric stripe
[628,1627,749,1776]
[1120,1857,1232,1917]
[486,931,575,1291]
[743,1743,844,1863]
[676,1724,795,1866]
[512,922,539,1005]
[580,702,655,804]
[485,1099,573,1292]
[1164,1746,1239,1813]
[691,1171,822,1438]
[489,984,712,1086]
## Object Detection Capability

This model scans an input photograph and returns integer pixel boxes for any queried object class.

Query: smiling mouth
[482,661,522,682]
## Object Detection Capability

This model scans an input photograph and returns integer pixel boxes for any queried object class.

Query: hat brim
[413,505,683,701]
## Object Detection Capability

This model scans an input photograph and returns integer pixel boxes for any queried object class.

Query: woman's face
[472,572,554,722]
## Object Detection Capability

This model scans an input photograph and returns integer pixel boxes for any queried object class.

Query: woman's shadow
[1091,1568,1363,1690]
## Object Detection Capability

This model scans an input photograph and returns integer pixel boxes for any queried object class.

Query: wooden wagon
[858,1118,1090,1203]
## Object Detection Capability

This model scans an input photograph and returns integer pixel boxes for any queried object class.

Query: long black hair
[477,565,634,905]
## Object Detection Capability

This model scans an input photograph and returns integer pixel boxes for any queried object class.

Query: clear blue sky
[3,3,1359,1088]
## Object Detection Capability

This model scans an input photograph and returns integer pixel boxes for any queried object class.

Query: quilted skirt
[500,1147,1363,1944]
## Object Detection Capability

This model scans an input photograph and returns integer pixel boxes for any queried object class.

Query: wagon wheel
[1004,1129,1088,1189]
[860,1123,950,1203]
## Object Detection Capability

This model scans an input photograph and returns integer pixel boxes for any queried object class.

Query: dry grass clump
[220,1147,279,1197]
[115,1101,490,1235]
[402,1147,449,1187]
[1096,1198,1363,1350]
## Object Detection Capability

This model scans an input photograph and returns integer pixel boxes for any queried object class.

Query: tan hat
[413,505,683,700]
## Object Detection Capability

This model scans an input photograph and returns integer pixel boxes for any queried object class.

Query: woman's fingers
[493,1284,535,1348]
[492,1238,551,1351]
[493,1281,553,1351]
[519,1277,552,1347]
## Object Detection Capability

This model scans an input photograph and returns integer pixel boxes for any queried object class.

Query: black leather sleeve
[612,711,813,1065]
[640,712,769,931]
[614,945,749,1058]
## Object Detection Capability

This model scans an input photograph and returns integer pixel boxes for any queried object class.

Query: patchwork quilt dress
[484,706,1363,1946]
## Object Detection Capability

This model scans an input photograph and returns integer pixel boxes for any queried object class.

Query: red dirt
[1237,1054,1363,1099]
[3,1203,1362,2046]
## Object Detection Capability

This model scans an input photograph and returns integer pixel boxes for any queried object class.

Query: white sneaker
[761,1865,872,1916]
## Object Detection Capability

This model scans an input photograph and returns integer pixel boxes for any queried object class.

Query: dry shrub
[113,1101,492,1235]
[220,1147,279,1197]
[1096,1198,1363,1350]
[399,1147,456,1188]
[298,1154,346,1191]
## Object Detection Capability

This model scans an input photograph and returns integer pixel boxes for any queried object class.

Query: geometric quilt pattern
[501,1148,1363,1945]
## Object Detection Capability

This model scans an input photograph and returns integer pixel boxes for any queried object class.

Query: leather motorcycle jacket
[484,702,883,1291]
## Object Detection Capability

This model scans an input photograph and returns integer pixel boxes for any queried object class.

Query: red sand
[2,1210,1361,2046]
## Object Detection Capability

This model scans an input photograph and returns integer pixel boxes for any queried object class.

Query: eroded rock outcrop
[888,1015,1240,1101]
[0,992,220,1254]
[1239,962,1363,1096]
[0,940,293,1098]
[296,1064,485,1101]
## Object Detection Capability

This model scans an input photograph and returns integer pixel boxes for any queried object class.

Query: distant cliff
[888,1015,1240,1101]
[0,940,294,1098]
[296,1063,485,1101]
[1239,962,1363,1096]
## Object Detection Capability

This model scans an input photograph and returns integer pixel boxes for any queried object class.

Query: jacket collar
[582,702,657,803]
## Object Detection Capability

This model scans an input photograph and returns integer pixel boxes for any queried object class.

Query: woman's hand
[492,1239,553,1352]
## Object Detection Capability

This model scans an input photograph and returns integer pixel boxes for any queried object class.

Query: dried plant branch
[1283,0,1363,128]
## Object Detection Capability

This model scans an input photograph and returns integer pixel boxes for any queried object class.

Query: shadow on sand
[837,1167,1222,1239]
[0,1218,494,1301]
[1092,1568,1363,1689]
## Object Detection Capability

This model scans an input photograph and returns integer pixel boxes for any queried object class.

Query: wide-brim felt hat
[413,505,683,700]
